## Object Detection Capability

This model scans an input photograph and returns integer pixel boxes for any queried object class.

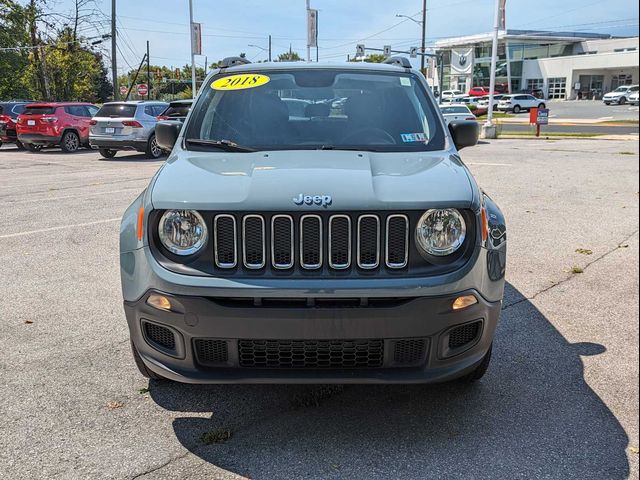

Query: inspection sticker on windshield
[211,74,270,91]
[401,133,427,143]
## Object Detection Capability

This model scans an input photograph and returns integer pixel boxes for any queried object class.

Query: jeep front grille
[213,213,409,272]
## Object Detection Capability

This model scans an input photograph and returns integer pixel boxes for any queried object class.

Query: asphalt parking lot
[0,139,638,479]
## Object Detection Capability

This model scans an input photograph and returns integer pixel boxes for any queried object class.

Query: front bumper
[126,288,501,384]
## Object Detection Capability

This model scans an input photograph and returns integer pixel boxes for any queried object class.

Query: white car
[626,90,639,106]
[497,94,546,113]
[441,89,466,101]
[439,104,476,125]
[477,95,505,110]
[603,85,638,105]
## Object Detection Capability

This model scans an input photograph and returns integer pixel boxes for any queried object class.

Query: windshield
[22,106,56,115]
[614,87,629,92]
[96,104,137,117]
[184,69,444,152]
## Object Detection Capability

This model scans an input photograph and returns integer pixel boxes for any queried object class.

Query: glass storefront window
[523,44,550,59]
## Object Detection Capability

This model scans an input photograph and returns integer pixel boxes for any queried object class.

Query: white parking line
[0,218,120,239]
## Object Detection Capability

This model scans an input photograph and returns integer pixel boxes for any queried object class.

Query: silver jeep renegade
[120,57,507,384]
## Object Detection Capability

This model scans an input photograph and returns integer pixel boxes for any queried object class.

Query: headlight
[415,209,466,257]
[158,210,208,255]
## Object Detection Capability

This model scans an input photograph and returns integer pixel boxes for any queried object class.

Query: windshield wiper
[185,138,255,152]
[318,145,377,151]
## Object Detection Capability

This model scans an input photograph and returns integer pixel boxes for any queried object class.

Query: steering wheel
[341,127,396,145]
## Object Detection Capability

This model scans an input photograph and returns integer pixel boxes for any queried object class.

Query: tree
[277,50,303,62]
[349,54,386,63]
[0,0,32,99]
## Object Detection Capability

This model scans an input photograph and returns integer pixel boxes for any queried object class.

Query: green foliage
[0,0,32,99]
[277,50,303,62]
[0,0,112,101]
[349,54,387,63]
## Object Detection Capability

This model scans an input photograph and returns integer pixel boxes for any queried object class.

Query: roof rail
[220,56,251,68]
[383,56,412,68]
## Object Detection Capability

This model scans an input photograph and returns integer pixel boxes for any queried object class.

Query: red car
[468,87,499,97]
[16,102,99,152]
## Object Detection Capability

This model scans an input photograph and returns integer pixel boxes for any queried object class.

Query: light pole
[482,0,502,139]
[396,5,427,75]
[188,0,196,98]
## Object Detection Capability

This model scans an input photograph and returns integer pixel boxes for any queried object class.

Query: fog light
[452,294,478,310]
[147,294,172,311]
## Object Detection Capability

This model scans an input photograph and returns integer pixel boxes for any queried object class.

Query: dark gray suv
[120,57,507,384]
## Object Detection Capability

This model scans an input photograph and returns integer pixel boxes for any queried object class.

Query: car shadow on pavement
[149,283,629,480]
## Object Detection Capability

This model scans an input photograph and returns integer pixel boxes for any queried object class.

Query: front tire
[461,344,493,383]
[99,148,117,159]
[131,340,166,380]
[61,131,80,153]
[145,134,163,159]
[619,97,627,105]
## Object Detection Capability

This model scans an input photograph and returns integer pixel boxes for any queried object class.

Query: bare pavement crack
[129,451,192,480]
[502,229,639,311]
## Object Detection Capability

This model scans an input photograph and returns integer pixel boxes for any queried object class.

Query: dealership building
[432,30,639,99]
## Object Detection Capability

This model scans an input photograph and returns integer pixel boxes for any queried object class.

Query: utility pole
[306,0,311,62]
[188,0,196,98]
[268,35,272,62]
[482,0,501,138]
[421,0,427,76]
[146,40,150,100]
[111,0,118,100]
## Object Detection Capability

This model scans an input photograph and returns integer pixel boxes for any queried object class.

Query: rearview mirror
[156,121,183,152]
[448,120,480,150]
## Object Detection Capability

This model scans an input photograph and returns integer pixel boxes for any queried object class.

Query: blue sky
[53,0,639,72]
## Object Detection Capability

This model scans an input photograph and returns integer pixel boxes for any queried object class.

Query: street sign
[409,47,418,58]
[383,45,392,58]
[537,108,549,125]
[356,44,365,57]
[119,86,128,96]
[136,84,149,96]
[307,9,318,48]
[191,22,202,55]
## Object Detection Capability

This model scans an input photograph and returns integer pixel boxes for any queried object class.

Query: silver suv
[120,57,507,384]
[89,101,168,159]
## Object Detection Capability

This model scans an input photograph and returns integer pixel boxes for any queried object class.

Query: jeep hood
[151,149,477,211]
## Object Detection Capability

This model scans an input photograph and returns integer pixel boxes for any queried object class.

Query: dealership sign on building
[451,48,474,74]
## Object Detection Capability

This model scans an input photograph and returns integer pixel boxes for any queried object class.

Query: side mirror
[156,121,183,152]
[448,120,479,150]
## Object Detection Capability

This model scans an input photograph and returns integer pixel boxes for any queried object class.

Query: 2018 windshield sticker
[211,74,271,91]
[401,133,427,143]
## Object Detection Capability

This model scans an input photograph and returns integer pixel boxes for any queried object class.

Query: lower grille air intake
[448,321,482,349]
[393,338,427,365]
[143,321,176,351]
[194,339,229,366]
[238,339,384,369]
